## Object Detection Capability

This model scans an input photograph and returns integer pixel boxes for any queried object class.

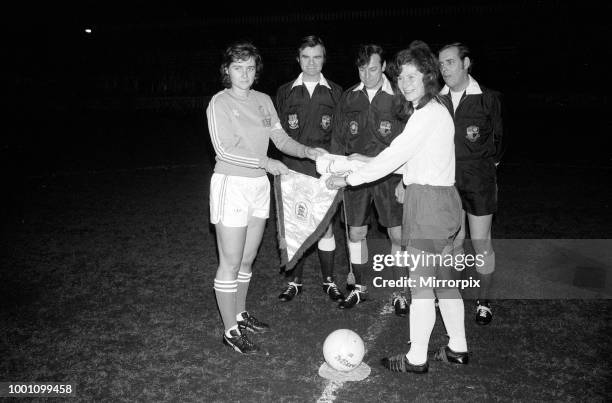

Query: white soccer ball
[322,329,365,372]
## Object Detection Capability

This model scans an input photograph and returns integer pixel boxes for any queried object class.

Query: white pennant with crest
[274,170,342,270]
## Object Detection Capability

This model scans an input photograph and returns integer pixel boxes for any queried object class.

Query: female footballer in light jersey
[206,41,325,354]
[327,41,469,372]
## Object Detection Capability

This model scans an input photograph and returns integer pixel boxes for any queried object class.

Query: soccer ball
[322,329,365,372]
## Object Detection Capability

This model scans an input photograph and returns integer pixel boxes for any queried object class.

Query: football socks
[406,294,436,366]
[317,248,335,280]
[214,279,238,331]
[437,289,468,353]
[236,271,252,314]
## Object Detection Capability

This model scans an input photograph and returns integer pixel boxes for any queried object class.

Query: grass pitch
[1,164,611,401]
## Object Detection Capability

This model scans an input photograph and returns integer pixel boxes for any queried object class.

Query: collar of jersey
[291,72,332,89]
[352,74,394,96]
[440,74,482,96]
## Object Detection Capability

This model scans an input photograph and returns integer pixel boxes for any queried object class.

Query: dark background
[4,1,610,175]
[1,4,611,399]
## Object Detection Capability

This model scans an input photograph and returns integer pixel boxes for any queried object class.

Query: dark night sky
[5,1,611,169]
[9,1,606,89]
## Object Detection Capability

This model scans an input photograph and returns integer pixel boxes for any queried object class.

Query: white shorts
[209,173,270,227]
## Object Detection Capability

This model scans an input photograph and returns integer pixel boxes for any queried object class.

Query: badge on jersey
[259,105,272,127]
[466,125,481,142]
[349,121,359,135]
[320,114,331,130]
[378,120,392,136]
[288,114,299,130]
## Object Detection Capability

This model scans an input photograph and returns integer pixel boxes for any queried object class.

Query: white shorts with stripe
[209,173,270,227]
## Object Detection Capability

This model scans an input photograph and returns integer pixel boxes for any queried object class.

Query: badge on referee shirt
[288,114,299,130]
[466,125,481,142]
[378,120,392,136]
[320,114,331,130]
[349,121,359,135]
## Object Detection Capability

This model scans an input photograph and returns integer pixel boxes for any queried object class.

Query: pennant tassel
[342,191,356,286]
[274,175,288,268]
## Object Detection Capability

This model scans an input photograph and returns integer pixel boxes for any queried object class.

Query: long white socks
[406,297,436,365]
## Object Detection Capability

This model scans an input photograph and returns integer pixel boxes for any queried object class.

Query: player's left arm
[266,96,325,160]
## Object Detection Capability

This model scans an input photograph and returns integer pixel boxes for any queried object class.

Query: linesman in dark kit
[438,42,506,325]
[275,35,345,303]
[330,44,410,312]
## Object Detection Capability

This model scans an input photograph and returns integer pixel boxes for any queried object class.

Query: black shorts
[343,175,403,228]
[455,159,498,216]
[282,156,317,178]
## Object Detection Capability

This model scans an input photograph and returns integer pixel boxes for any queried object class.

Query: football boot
[393,294,409,317]
[338,285,367,309]
[223,328,259,354]
[381,353,428,373]
[237,312,270,334]
[475,300,493,325]
[322,281,345,302]
[433,346,469,365]
[278,281,302,302]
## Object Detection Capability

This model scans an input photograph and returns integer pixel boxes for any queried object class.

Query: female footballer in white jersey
[327,40,469,373]
[206,41,325,354]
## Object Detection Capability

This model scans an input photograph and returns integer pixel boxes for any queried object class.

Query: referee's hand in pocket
[395,181,405,204]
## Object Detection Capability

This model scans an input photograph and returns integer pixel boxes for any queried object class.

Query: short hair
[389,40,440,109]
[439,42,473,72]
[219,41,263,89]
[356,44,384,68]
[297,35,326,59]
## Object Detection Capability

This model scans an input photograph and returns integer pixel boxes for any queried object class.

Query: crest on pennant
[288,114,299,130]
[466,125,481,142]
[378,120,392,136]
[320,114,331,130]
[349,121,359,135]
[294,201,310,221]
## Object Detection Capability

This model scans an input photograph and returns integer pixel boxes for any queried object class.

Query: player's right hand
[395,181,405,204]
[325,175,348,190]
[266,159,289,175]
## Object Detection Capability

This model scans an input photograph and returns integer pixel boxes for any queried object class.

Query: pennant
[274,170,342,270]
